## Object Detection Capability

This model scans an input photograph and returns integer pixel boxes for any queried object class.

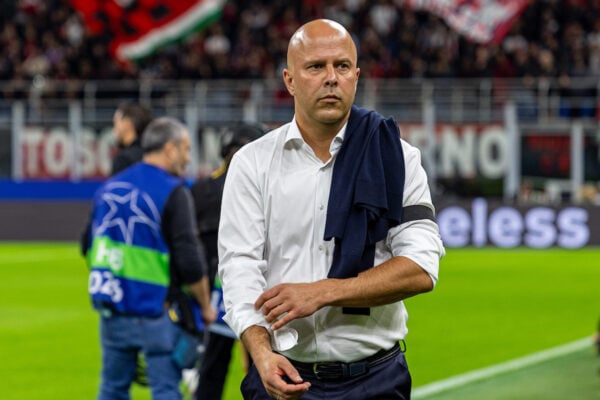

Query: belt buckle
[312,361,369,380]
[312,362,325,380]
[312,362,341,380]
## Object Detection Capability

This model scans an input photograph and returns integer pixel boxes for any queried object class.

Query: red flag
[405,0,530,44]
[71,0,225,62]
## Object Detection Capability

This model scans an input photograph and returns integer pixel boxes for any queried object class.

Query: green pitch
[0,243,598,399]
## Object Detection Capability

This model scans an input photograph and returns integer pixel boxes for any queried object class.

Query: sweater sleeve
[162,185,208,285]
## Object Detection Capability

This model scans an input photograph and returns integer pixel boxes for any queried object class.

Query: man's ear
[163,140,177,158]
[283,69,295,96]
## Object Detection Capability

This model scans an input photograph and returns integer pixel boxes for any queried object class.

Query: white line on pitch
[412,336,593,399]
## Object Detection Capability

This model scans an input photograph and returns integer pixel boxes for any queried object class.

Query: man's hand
[242,325,311,400]
[201,305,217,326]
[255,256,434,332]
[254,343,311,400]
[255,282,327,330]
[188,276,216,326]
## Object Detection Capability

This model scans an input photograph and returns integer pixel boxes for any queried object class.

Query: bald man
[218,19,444,400]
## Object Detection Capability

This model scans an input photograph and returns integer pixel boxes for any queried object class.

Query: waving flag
[71,0,226,62]
[405,0,530,44]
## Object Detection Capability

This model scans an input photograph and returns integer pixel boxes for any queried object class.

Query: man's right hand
[255,351,310,400]
[242,325,311,400]
[201,305,217,326]
[188,276,216,325]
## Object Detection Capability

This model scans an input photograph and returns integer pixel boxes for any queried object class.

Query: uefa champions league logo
[94,182,162,245]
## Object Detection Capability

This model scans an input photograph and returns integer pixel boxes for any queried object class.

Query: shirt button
[319,204,324,210]
[318,245,324,251]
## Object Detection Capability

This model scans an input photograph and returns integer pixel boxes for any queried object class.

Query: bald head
[282,18,360,138]
[287,19,357,71]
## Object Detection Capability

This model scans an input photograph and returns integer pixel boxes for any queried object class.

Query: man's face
[112,111,128,146]
[168,131,191,177]
[283,22,360,128]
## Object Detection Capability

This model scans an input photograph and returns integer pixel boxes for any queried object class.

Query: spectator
[2,0,600,118]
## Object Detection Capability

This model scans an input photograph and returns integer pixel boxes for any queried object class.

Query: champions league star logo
[94,182,162,245]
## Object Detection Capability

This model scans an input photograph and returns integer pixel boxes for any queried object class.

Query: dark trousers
[241,348,411,400]
[195,333,235,400]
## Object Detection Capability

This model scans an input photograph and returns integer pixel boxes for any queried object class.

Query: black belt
[288,342,401,381]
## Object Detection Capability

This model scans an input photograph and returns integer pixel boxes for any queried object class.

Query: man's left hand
[255,281,327,330]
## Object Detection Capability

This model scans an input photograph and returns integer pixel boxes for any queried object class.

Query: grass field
[413,341,599,399]
[1,243,598,399]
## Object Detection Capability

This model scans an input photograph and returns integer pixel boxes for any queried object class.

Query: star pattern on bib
[95,182,161,245]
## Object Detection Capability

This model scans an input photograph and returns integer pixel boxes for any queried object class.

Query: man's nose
[324,65,338,87]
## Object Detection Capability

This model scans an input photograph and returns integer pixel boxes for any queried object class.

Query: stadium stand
[1,0,600,83]
[1,0,600,242]
[0,0,599,126]
[1,1,600,201]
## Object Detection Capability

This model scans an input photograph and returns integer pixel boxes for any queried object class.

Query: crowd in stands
[2,0,600,86]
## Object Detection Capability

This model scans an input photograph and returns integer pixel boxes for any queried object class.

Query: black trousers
[195,333,236,400]
[241,347,411,399]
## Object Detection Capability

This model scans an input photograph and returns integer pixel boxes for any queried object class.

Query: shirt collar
[285,116,348,155]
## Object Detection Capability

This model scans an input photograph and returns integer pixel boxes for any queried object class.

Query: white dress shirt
[218,118,445,363]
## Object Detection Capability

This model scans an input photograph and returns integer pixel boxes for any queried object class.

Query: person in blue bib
[84,117,216,400]
[218,19,445,400]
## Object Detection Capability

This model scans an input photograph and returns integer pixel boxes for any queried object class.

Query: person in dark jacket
[111,101,153,175]
[190,122,265,400]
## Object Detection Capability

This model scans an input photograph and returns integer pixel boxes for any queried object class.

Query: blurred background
[0,1,599,399]
[1,0,600,244]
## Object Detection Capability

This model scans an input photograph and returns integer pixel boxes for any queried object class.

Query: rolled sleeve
[389,139,445,285]
[388,219,443,286]
[218,150,270,338]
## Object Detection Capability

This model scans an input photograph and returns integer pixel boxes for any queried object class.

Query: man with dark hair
[111,101,153,175]
[84,117,216,400]
[190,122,265,400]
[80,102,153,256]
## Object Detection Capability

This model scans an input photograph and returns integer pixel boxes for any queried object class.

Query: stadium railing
[0,77,599,200]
